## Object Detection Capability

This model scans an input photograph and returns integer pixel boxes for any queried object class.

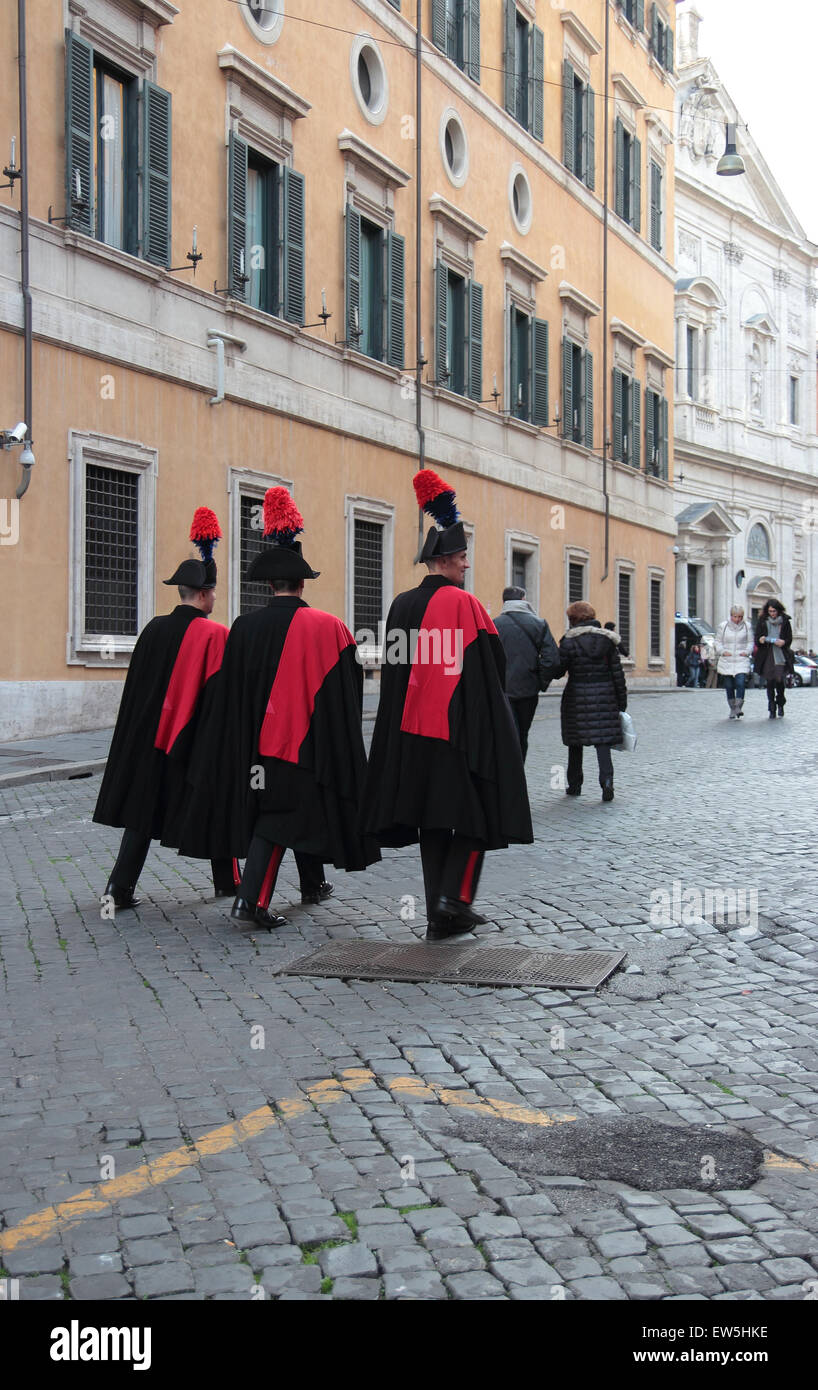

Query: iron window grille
[353,519,384,635]
[240,494,272,615]
[84,464,139,636]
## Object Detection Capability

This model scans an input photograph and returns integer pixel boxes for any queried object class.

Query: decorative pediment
[339,132,411,191]
[744,312,777,339]
[676,501,740,539]
[219,47,311,122]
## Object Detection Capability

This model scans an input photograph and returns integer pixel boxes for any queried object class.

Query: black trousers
[418,830,485,921]
[567,744,614,789]
[509,695,539,763]
[111,827,235,895]
[766,677,786,710]
[239,831,325,908]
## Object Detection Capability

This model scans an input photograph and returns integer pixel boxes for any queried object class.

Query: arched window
[747,523,770,561]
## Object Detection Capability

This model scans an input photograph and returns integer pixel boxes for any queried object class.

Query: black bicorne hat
[247,541,319,583]
[163,557,218,588]
[247,488,319,582]
[163,508,222,589]
[418,522,467,561]
[413,469,466,563]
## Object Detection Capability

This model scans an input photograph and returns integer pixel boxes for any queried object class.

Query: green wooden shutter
[583,350,594,448]
[631,135,641,233]
[584,85,595,190]
[664,24,674,73]
[650,3,658,56]
[631,378,641,468]
[345,205,361,343]
[65,30,94,236]
[503,0,516,115]
[467,278,483,401]
[386,229,405,369]
[636,0,644,31]
[613,367,624,460]
[660,396,669,477]
[431,0,446,54]
[228,131,248,300]
[281,166,305,324]
[467,0,480,82]
[532,318,549,426]
[434,261,448,383]
[645,388,655,471]
[650,161,661,251]
[614,119,625,219]
[562,60,575,172]
[142,81,172,267]
[530,26,544,141]
[562,338,573,438]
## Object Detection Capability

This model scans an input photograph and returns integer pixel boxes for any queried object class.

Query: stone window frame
[220,46,310,168]
[644,112,672,256]
[345,494,395,665]
[675,276,723,406]
[615,557,636,667]
[746,519,774,567]
[429,194,486,403]
[462,519,476,594]
[240,0,285,47]
[505,530,541,609]
[67,429,158,667]
[502,243,548,427]
[565,545,590,608]
[647,565,665,666]
[440,107,470,189]
[67,0,176,80]
[227,466,293,625]
[350,32,390,128]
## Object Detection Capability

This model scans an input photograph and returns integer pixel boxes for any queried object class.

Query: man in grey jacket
[494,587,559,762]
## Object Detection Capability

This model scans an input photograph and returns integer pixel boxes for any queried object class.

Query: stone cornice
[218,48,311,121]
[559,281,601,317]
[643,341,674,369]
[560,10,602,57]
[338,131,411,190]
[610,316,646,349]
[612,71,647,110]
[499,243,548,283]
[69,0,178,24]
[428,194,486,242]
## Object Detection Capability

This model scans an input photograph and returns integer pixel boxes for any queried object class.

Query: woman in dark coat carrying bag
[754,599,794,718]
[558,601,627,802]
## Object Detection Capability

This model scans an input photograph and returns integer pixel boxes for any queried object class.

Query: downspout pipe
[16,0,33,501]
[415,0,425,555]
[600,0,610,581]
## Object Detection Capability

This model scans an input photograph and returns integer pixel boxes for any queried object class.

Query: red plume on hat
[262,487,304,548]
[413,469,459,529]
[189,507,222,563]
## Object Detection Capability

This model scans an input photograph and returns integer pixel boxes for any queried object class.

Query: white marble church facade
[673,5,818,648]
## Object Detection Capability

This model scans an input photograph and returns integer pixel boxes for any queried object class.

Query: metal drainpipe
[16,0,33,501]
[600,0,610,581]
[415,0,425,555]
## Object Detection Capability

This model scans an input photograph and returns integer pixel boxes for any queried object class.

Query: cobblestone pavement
[1,688,816,1302]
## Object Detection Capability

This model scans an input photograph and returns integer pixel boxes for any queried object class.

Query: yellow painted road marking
[0,1066,811,1254]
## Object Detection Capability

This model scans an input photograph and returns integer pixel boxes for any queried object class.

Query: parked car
[789,654,818,688]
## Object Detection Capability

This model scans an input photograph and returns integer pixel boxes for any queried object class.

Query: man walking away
[495,587,559,762]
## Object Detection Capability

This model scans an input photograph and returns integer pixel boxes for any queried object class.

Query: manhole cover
[280,941,625,990]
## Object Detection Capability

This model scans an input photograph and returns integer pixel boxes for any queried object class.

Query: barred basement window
[353,519,384,635]
[84,464,138,635]
[618,571,632,657]
[239,493,272,615]
[650,577,662,658]
[568,561,585,604]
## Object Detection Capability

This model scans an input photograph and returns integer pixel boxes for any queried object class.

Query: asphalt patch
[440,1112,764,1191]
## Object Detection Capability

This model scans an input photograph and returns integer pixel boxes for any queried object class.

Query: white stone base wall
[0,682,124,742]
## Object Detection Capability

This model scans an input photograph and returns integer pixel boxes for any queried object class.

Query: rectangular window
[445,269,467,395]
[644,388,669,478]
[568,561,586,605]
[613,367,640,467]
[346,208,405,367]
[432,0,480,81]
[687,564,700,619]
[789,375,799,426]
[359,218,383,360]
[85,463,139,636]
[686,325,698,399]
[650,4,674,72]
[649,160,662,253]
[239,493,271,616]
[435,261,482,401]
[563,62,595,190]
[562,338,594,447]
[229,135,305,324]
[512,549,529,592]
[615,119,641,233]
[247,153,279,316]
[623,0,644,27]
[504,2,544,140]
[65,32,170,265]
[510,309,549,426]
[617,571,632,658]
[650,576,663,659]
[353,519,384,637]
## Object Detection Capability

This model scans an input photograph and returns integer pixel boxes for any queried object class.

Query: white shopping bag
[616,711,637,752]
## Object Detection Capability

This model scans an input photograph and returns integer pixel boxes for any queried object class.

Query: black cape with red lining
[362,575,533,849]
[178,596,379,870]
[93,605,228,844]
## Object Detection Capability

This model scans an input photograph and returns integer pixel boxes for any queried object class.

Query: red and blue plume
[189,507,222,564]
[263,487,304,547]
[413,469,459,529]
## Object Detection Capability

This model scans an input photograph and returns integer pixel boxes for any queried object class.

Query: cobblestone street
[1,688,816,1303]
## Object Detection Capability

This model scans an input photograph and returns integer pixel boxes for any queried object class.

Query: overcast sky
[685,0,818,244]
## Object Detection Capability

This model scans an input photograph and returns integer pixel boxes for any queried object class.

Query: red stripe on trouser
[232,858,241,889]
[257,845,285,910]
[459,851,480,904]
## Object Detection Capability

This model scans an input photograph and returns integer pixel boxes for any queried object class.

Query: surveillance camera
[9,422,27,442]
[672,545,680,554]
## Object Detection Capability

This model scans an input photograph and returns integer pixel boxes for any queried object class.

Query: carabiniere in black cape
[178,597,379,871]
[362,575,533,849]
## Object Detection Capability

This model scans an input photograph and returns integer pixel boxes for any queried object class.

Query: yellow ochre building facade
[0,0,679,738]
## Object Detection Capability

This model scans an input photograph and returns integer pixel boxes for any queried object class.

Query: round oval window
[358,51,372,106]
[248,0,277,31]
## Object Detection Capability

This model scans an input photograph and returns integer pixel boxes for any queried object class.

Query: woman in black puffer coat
[558,600,627,802]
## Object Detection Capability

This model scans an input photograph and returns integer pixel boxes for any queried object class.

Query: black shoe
[301,881,334,905]
[426,916,476,942]
[601,780,614,802]
[433,896,487,928]
[213,887,235,898]
[565,785,581,797]
[768,710,777,719]
[230,897,287,930]
[777,706,785,717]
[103,880,141,910]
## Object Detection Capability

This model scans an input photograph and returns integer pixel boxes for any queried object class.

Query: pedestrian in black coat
[754,599,794,718]
[557,600,627,802]
[494,586,559,762]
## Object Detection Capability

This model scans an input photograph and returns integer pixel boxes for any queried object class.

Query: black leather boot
[601,779,615,802]
[301,881,334,905]
[103,879,141,910]
[230,897,287,930]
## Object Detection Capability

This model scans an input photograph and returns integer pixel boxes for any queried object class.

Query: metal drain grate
[280,941,626,990]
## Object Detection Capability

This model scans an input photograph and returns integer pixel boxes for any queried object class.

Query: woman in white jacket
[715,606,754,719]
